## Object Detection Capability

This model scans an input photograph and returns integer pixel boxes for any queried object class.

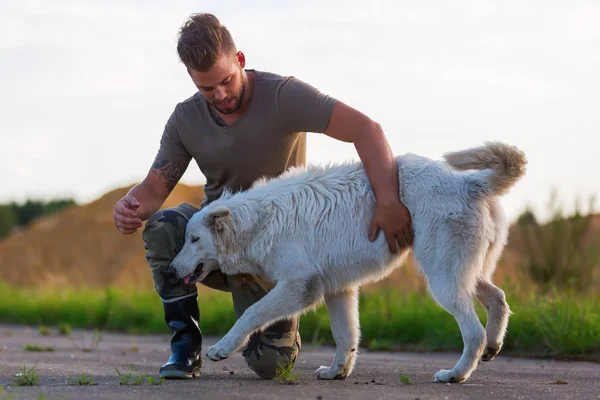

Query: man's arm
[113,159,187,234]
[276,76,413,252]
[323,101,413,252]
[132,159,187,219]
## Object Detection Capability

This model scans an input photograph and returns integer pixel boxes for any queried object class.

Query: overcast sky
[2,0,599,223]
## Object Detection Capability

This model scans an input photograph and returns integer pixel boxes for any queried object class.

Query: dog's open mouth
[184,263,204,285]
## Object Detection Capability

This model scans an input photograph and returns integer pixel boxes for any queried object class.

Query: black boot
[160,295,203,379]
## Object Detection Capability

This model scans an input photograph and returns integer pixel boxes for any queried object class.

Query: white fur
[170,141,526,383]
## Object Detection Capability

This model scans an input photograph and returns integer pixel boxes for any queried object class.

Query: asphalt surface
[0,324,598,400]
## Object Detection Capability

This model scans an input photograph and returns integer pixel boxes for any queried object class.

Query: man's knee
[142,203,198,299]
[143,203,198,256]
[242,318,301,379]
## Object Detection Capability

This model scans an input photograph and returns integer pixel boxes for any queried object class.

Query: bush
[517,191,599,293]
[0,205,17,238]
[0,198,76,239]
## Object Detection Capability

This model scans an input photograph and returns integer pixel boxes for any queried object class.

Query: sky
[1,0,599,223]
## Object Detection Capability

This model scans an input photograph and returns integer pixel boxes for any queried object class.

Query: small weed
[551,377,568,384]
[58,323,71,336]
[2,330,14,337]
[274,359,300,385]
[11,364,39,386]
[115,364,163,386]
[146,376,165,385]
[399,371,412,385]
[23,344,54,352]
[69,372,97,386]
[115,365,143,385]
[37,326,51,336]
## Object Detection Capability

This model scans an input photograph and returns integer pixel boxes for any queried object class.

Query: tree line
[0,198,76,238]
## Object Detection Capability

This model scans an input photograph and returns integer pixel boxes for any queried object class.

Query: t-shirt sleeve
[277,76,337,134]
[155,104,193,166]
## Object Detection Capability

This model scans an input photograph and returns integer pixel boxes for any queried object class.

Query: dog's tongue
[184,275,191,285]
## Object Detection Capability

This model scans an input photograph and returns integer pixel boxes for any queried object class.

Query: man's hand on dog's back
[369,199,414,253]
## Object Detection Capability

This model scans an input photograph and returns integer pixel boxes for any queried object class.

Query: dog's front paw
[434,369,466,384]
[206,342,233,361]
[315,365,346,380]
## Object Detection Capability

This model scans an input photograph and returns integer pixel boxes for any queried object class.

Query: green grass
[10,364,39,386]
[274,359,301,385]
[115,365,144,386]
[68,372,97,386]
[58,323,72,336]
[115,364,163,386]
[22,344,55,352]
[0,281,597,359]
[37,325,50,336]
[399,371,412,385]
[0,282,237,336]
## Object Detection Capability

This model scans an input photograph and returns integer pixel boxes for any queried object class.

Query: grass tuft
[69,372,97,386]
[22,344,54,352]
[115,365,144,386]
[399,371,412,385]
[10,364,39,386]
[274,359,301,385]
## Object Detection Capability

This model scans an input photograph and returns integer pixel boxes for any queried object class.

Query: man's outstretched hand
[369,199,414,253]
[113,195,143,234]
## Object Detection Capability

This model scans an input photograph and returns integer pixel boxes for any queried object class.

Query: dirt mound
[0,183,204,291]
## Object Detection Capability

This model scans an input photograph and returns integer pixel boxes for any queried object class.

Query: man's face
[188,52,246,115]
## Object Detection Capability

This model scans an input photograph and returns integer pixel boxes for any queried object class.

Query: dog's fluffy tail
[443,141,527,196]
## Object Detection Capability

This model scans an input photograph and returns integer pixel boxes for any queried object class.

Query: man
[113,13,413,380]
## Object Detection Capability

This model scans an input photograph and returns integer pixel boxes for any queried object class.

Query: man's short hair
[177,13,237,72]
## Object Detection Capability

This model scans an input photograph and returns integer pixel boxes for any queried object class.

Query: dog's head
[169,205,232,285]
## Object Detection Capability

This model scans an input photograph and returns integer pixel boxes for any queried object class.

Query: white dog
[169,141,527,383]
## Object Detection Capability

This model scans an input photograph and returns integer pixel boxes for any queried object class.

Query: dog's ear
[206,205,231,231]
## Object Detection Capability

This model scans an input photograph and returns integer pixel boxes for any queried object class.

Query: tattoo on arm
[151,159,186,192]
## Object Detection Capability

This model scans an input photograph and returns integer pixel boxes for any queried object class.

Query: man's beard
[212,70,246,115]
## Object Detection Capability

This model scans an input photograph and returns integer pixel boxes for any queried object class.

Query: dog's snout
[167,264,176,275]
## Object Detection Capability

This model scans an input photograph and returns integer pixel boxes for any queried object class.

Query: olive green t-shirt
[155,70,337,206]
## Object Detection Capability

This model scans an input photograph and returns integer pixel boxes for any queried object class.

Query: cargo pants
[142,203,301,379]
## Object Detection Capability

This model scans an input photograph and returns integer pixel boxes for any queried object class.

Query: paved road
[0,324,598,400]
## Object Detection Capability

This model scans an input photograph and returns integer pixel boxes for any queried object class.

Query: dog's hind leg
[476,198,511,361]
[419,221,487,383]
[315,287,360,380]
[475,280,510,361]
[429,276,486,383]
